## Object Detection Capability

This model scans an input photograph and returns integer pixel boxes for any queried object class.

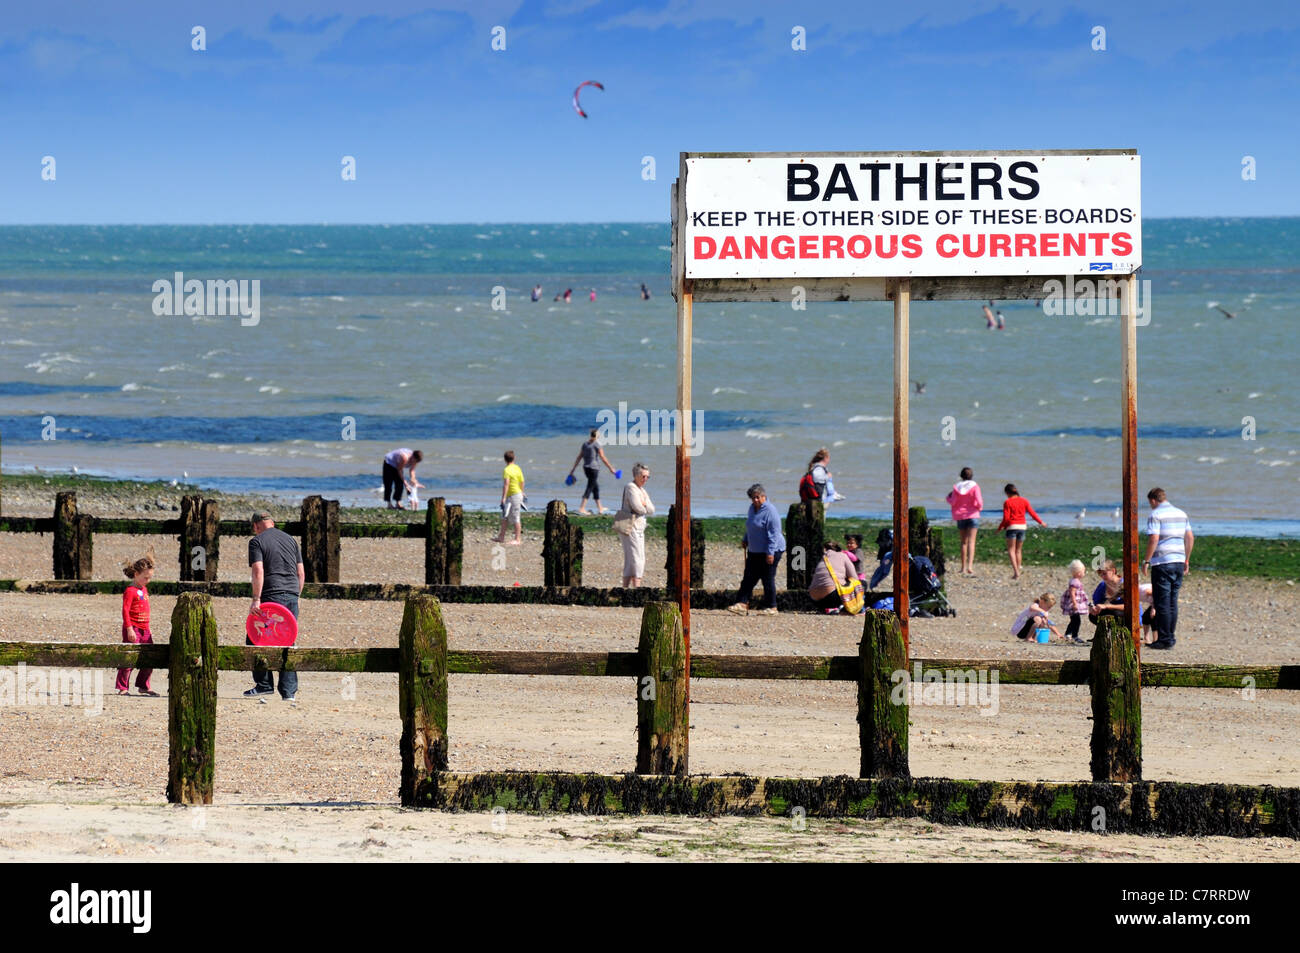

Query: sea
[0,221,1297,536]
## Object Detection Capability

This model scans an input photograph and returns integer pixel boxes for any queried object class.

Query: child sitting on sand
[1061,559,1091,645]
[843,534,867,581]
[116,550,159,697]
[1011,592,1063,642]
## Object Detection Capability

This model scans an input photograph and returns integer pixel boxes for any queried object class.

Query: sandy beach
[1,484,1298,861]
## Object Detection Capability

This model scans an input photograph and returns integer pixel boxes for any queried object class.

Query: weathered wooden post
[300,495,340,583]
[425,497,447,585]
[543,500,572,587]
[785,500,824,590]
[858,609,909,778]
[179,495,219,582]
[399,593,449,806]
[201,498,220,581]
[53,491,91,579]
[636,601,688,776]
[908,505,946,578]
[569,522,583,587]
[666,504,705,591]
[167,591,219,805]
[445,503,463,585]
[1090,614,1142,781]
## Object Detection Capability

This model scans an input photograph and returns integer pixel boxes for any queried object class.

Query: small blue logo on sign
[1089,262,1114,272]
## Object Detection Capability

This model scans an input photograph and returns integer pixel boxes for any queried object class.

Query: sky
[1,0,1297,223]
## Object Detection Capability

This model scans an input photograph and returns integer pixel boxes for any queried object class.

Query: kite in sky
[572,80,604,118]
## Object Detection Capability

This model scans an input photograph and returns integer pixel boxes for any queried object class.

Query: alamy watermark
[1041,275,1150,325]
[595,400,704,456]
[891,663,999,716]
[152,271,261,326]
[1,663,104,717]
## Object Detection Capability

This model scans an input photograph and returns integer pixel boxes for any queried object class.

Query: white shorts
[502,493,523,524]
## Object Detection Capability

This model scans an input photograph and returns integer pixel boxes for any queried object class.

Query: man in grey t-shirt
[246,510,305,699]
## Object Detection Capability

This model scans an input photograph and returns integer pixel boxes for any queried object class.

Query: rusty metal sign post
[671,151,1144,756]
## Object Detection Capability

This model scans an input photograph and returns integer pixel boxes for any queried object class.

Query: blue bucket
[1035,627,1051,643]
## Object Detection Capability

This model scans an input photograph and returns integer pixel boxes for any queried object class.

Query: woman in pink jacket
[946,467,984,575]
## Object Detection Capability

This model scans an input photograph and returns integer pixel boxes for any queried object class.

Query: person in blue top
[728,483,787,616]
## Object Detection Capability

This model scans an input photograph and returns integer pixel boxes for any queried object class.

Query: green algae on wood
[167,592,218,805]
[1090,615,1142,782]
[636,602,688,777]
[398,593,448,806]
[859,610,909,779]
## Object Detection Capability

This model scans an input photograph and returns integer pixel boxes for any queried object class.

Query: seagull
[911,380,926,394]
[1207,301,1237,319]
[72,466,79,474]
[1077,507,1087,520]
[1113,507,1122,523]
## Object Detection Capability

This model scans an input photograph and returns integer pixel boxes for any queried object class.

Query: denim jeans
[250,592,300,697]
[1150,563,1184,644]
[737,551,782,609]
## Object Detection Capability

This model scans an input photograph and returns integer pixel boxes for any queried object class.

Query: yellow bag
[824,555,866,615]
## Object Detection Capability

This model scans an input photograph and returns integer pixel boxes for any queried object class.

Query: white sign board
[683,152,1141,279]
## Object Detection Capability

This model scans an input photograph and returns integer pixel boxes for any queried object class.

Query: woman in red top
[116,551,158,696]
[996,483,1045,579]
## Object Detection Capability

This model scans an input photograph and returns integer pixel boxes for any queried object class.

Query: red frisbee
[246,602,298,646]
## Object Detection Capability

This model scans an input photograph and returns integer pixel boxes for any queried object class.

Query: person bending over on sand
[382,448,423,510]
[569,428,618,515]
[997,483,1045,580]
[946,466,983,575]
[613,463,654,587]
[1012,592,1063,642]
[116,550,158,697]
[809,541,860,614]
[494,450,525,546]
[246,511,304,701]
[728,484,786,616]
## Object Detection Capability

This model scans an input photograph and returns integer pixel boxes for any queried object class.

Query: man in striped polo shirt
[1143,488,1194,650]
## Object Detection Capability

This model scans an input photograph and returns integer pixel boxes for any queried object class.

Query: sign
[682,152,1141,279]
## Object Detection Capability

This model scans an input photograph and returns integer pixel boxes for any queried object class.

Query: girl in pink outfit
[116,551,158,696]
[946,467,983,575]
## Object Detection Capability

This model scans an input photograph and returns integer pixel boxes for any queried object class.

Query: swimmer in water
[563,288,572,303]
[590,288,596,302]
[531,284,542,302]
[995,310,1006,330]
[982,300,996,329]
[640,283,650,300]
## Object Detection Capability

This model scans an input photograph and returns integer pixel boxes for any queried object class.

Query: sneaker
[757,607,779,615]
[726,604,749,615]
[824,607,841,615]
[1148,640,1175,650]
[282,694,297,702]
[243,686,274,697]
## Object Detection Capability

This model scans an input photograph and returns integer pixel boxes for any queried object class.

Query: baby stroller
[867,529,956,617]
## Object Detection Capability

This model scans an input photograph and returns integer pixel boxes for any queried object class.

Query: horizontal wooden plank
[90,518,182,534]
[421,771,1298,838]
[448,651,640,677]
[338,522,427,539]
[2,641,1296,688]
[216,646,400,672]
[0,578,855,612]
[0,518,54,533]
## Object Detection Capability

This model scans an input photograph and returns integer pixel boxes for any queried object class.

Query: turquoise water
[0,220,1296,534]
